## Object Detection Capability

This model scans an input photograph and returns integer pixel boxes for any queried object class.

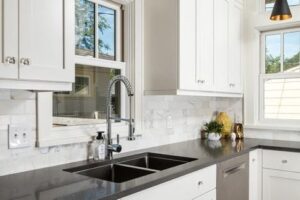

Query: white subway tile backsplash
[0,91,243,176]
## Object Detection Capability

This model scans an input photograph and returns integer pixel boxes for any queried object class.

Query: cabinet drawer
[193,189,216,200]
[122,165,216,200]
[263,150,300,172]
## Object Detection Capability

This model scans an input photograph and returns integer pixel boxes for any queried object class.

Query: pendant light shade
[270,0,292,21]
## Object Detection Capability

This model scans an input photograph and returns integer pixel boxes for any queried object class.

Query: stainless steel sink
[119,153,197,170]
[77,164,155,183]
[64,152,197,183]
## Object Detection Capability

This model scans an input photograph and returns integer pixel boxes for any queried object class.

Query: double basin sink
[64,153,197,183]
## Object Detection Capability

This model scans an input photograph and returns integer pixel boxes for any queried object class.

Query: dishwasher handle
[223,163,246,178]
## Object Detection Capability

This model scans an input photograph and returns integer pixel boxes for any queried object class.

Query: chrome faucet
[106,75,135,159]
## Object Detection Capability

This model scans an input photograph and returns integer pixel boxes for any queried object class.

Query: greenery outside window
[261,29,300,122]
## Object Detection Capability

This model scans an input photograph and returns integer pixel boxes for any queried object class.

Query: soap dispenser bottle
[96,131,106,160]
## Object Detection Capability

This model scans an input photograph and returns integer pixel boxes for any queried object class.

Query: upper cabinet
[144,0,244,97]
[0,0,74,91]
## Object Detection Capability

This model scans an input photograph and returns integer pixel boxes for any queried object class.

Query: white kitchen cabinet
[228,1,243,93]
[193,189,216,200]
[249,150,262,200]
[214,0,229,93]
[195,0,214,91]
[143,0,243,97]
[263,169,300,200]
[121,165,216,200]
[0,0,18,79]
[0,0,74,91]
[262,150,300,200]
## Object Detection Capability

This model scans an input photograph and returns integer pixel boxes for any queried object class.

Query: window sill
[245,123,300,132]
[37,122,129,147]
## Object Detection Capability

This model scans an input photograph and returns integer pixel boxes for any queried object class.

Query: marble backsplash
[0,90,243,175]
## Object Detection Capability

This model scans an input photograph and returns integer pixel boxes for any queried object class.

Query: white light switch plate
[8,125,32,149]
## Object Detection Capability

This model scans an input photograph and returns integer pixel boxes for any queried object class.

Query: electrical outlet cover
[8,125,32,149]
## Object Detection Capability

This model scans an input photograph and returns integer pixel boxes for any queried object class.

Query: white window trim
[36,0,144,147]
[259,28,300,126]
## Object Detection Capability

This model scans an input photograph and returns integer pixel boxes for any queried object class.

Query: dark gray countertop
[1,138,300,200]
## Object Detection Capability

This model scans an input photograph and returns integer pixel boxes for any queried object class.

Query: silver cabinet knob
[229,83,236,87]
[5,56,16,64]
[197,80,205,84]
[20,58,31,66]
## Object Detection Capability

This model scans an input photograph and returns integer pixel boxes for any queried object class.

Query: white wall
[0,90,242,176]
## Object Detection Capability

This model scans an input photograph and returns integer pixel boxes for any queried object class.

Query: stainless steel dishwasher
[217,154,249,200]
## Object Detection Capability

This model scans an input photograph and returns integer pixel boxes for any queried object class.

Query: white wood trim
[75,56,126,70]
[0,80,72,91]
[144,89,243,98]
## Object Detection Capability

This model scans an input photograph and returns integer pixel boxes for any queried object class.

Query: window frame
[36,0,144,147]
[259,28,300,126]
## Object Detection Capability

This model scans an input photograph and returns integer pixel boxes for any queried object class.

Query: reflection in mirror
[53,64,121,126]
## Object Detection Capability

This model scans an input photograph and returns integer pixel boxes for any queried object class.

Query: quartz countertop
[1,138,300,200]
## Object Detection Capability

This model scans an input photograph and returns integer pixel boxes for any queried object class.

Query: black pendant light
[270,0,292,21]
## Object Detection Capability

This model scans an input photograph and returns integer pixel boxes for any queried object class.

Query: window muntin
[265,0,300,11]
[261,29,300,122]
[53,65,121,126]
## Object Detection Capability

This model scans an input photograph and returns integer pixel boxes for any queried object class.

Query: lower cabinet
[121,165,216,200]
[263,169,300,200]
[262,150,300,200]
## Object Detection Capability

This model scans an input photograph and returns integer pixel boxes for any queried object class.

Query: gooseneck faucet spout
[106,75,135,159]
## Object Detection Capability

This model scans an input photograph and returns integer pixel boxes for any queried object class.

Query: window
[265,0,300,11]
[75,0,120,61]
[53,0,124,127]
[261,29,300,122]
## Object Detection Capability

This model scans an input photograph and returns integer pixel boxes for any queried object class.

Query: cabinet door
[249,150,262,200]
[195,0,214,91]
[214,0,229,92]
[193,190,216,200]
[0,0,18,79]
[19,0,74,82]
[263,169,300,200]
[228,3,242,93]
[122,165,216,200]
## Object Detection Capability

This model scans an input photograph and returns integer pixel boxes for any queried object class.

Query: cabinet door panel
[214,0,229,92]
[263,169,300,200]
[228,3,242,93]
[249,150,262,200]
[196,0,214,91]
[0,0,18,79]
[19,0,74,82]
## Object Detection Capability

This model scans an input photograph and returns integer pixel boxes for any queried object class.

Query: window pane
[284,32,300,72]
[53,65,121,126]
[98,5,116,60]
[75,0,95,57]
[266,0,300,11]
[265,34,281,74]
[264,78,300,120]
